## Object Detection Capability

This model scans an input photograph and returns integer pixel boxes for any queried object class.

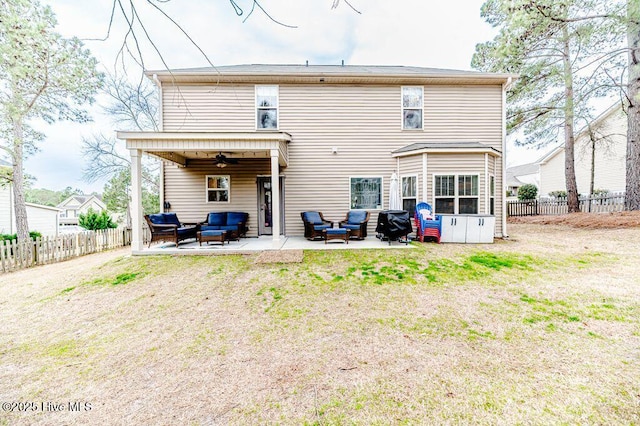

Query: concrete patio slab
[132,235,416,256]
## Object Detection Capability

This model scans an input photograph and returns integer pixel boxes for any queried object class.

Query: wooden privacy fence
[508,193,626,217]
[0,227,134,273]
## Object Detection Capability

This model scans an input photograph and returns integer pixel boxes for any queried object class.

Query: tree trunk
[12,120,30,242]
[563,24,580,213]
[626,0,640,210]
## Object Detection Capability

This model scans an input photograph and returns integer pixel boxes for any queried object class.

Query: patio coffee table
[198,230,227,246]
[323,228,349,244]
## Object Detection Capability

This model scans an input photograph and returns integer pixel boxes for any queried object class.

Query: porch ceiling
[117,131,291,167]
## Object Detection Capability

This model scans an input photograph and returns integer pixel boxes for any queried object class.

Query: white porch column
[130,149,143,251]
[270,149,280,242]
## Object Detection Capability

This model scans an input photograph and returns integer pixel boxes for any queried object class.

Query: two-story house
[57,194,107,227]
[118,64,515,252]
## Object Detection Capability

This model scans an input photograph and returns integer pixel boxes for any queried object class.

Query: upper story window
[402,86,423,130]
[256,85,278,130]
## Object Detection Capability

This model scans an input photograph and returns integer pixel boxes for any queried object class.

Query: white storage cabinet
[440,214,495,243]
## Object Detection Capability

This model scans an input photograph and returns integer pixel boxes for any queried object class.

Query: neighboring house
[506,162,540,198]
[117,64,515,251]
[537,104,626,197]
[0,160,60,236]
[57,194,107,226]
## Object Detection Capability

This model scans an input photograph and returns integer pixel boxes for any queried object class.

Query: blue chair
[301,211,333,240]
[339,210,370,240]
[414,202,442,243]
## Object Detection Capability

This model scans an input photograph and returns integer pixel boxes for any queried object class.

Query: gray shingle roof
[148,64,516,81]
[392,141,501,155]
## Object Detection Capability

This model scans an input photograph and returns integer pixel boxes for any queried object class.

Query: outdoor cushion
[206,212,226,226]
[163,213,181,226]
[227,212,247,225]
[347,211,368,224]
[201,230,225,236]
[303,211,323,224]
[220,225,240,231]
[147,213,165,224]
[341,223,361,230]
[201,225,221,231]
[313,224,332,231]
[326,228,347,234]
[177,227,196,238]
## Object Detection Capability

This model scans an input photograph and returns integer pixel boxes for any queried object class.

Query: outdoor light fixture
[332,147,338,154]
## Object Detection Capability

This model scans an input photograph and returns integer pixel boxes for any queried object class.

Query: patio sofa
[144,213,198,247]
[200,212,249,240]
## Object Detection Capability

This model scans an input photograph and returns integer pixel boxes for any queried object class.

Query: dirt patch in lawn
[1,226,640,425]
[508,210,640,228]
[255,249,304,263]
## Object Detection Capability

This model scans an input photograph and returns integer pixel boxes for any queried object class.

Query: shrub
[549,190,567,198]
[518,184,538,201]
[78,209,117,231]
[592,189,609,197]
[0,231,42,241]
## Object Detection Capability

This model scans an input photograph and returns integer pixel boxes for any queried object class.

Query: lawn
[1,223,640,425]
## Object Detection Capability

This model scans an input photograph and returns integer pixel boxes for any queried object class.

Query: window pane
[435,175,455,197]
[435,198,454,214]
[350,177,382,209]
[490,176,495,197]
[257,109,277,129]
[458,175,478,196]
[459,198,478,214]
[403,198,416,213]
[402,176,416,198]
[403,109,422,129]
[402,87,423,108]
[256,86,278,107]
[207,176,229,189]
[208,190,229,202]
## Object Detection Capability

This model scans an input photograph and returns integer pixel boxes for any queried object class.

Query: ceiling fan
[214,152,239,168]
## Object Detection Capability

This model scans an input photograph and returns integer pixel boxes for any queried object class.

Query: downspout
[502,77,513,238]
[152,73,165,214]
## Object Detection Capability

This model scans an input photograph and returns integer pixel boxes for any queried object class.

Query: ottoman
[324,228,349,244]
[198,230,227,246]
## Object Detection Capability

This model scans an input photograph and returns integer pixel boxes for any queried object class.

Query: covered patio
[117,131,291,255]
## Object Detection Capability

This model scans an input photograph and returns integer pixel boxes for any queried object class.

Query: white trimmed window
[350,177,382,210]
[401,175,417,213]
[434,174,479,214]
[402,86,423,130]
[256,85,278,129]
[206,175,230,202]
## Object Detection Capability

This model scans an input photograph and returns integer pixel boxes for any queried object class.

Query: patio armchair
[339,210,370,240]
[200,212,249,240]
[144,213,198,247]
[301,211,333,240]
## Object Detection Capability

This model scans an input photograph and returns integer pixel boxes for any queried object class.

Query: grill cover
[375,210,413,240]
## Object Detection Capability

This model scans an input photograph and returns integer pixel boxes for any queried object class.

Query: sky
[23,0,538,193]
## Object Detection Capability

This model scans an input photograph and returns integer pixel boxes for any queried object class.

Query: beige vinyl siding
[163,159,271,236]
[539,110,626,196]
[161,83,504,237]
[24,205,59,236]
